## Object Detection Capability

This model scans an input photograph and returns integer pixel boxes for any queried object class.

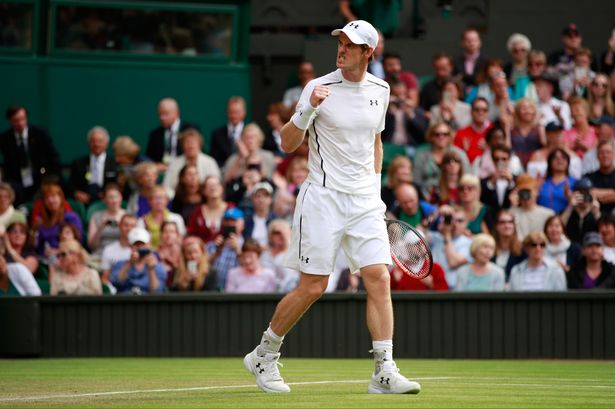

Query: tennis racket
[385,218,433,279]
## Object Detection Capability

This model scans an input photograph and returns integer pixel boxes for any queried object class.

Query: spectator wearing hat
[582,116,615,175]
[206,207,245,290]
[561,177,600,245]
[225,239,277,294]
[567,232,615,289]
[527,122,582,180]
[110,226,167,294]
[598,215,615,264]
[243,182,278,247]
[587,141,615,216]
[535,73,572,130]
[548,23,593,80]
[509,174,555,241]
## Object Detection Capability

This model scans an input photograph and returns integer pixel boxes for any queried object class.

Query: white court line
[0,377,455,403]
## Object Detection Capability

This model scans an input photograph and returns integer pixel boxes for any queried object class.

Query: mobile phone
[583,192,593,203]
[443,214,452,225]
[223,225,236,238]
[574,67,588,79]
[442,90,452,103]
[187,260,198,274]
[247,163,261,172]
[518,189,532,201]
[137,248,151,258]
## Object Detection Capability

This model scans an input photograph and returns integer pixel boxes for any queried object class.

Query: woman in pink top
[564,97,597,158]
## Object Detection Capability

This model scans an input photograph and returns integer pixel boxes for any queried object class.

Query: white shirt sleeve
[8,262,42,296]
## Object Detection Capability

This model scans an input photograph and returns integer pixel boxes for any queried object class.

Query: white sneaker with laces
[368,362,421,394]
[243,347,291,393]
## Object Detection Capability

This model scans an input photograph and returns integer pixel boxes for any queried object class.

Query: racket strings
[387,222,431,278]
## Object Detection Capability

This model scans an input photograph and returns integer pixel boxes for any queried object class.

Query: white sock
[256,325,284,356]
[372,340,394,373]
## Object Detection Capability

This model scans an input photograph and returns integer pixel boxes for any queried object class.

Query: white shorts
[284,182,392,275]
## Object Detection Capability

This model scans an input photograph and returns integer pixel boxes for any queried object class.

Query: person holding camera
[87,183,126,257]
[206,207,245,291]
[100,214,137,287]
[509,174,555,241]
[110,227,167,294]
[561,177,601,245]
[170,235,216,292]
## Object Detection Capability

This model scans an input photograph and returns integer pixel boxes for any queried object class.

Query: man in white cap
[244,20,421,395]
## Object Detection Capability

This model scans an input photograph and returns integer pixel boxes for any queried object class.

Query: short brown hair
[241,238,262,256]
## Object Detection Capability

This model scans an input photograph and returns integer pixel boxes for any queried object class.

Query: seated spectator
[0,183,26,231]
[272,156,308,221]
[492,209,526,282]
[598,215,615,264]
[510,98,545,168]
[69,126,117,206]
[49,239,101,296]
[390,261,449,291]
[581,116,615,176]
[428,206,473,289]
[210,96,247,168]
[430,151,465,205]
[548,23,585,80]
[535,73,572,130]
[527,122,582,180]
[146,98,198,170]
[429,78,471,133]
[0,252,40,296]
[567,232,615,289]
[390,183,436,228]
[504,33,532,100]
[157,221,183,287]
[243,182,277,247]
[206,207,244,290]
[563,97,597,158]
[87,183,126,257]
[456,233,505,291]
[509,174,555,240]
[458,174,491,234]
[536,148,577,214]
[383,52,419,107]
[137,186,186,250]
[264,102,291,156]
[508,231,567,291]
[100,214,137,286]
[112,135,145,199]
[32,183,83,256]
[162,128,220,198]
[413,123,470,199]
[587,141,615,216]
[222,123,276,183]
[544,215,581,273]
[111,227,167,294]
[187,175,228,244]
[382,80,428,155]
[170,164,202,224]
[282,61,315,109]
[225,239,276,293]
[559,48,596,101]
[474,126,524,179]
[520,50,548,102]
[367,30,385,79]
[454,97,492,164]
[465,60,512,111]
[587,74,615,120]
[3,221,38,274]
[420,52,455,112]
[260,219,298,293]
[126,161,159,217]
[170,236,216,292]
[225,155,274,210]
[561,177,600,244]
[381,156,414,212]
[479,143,518,213]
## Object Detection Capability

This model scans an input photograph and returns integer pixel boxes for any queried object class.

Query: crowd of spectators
[1,21,615,297]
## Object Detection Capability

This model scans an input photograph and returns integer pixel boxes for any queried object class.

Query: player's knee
[297,275,328,300]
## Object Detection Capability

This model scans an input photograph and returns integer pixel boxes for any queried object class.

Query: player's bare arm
[280,85,330,153]
[374,132,383,174]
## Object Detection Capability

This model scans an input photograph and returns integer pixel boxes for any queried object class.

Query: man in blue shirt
[111,227,167,294]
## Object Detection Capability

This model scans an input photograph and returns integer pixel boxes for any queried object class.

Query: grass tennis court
[1,358,614,408]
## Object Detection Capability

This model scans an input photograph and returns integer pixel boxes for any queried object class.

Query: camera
[246,163,261,172]
[223,225,236,238]
[391,99,405,107]
[518,189,532,201]
[105,219,117,227]
[583,192,593,203]
[443,214,453,225]
[137,248,151,258]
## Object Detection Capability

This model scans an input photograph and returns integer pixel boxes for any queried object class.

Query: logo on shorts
[301,256,310,263]
[370,99,378,106]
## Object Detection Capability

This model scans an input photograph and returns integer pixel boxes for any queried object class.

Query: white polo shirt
[296,69,389,196]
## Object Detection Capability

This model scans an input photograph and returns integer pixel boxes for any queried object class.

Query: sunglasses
[57,252,68,258]
[433,131,450,137]
[528,242,546,248]
[473,107,489,112]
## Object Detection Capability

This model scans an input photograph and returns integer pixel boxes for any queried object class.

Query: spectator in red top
[383,52,419,108]
[454,97,492,164]
[390,262,449,291]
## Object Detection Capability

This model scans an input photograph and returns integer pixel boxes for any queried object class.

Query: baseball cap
[516,174,536,191]
[128,227,151,245]
[562,23,580,36]
[223,207,244,220]
[573,177,593,191]
[582,232,603,247]
[545,121,564,132]
[251,181,273,196]
[331,20,378,49]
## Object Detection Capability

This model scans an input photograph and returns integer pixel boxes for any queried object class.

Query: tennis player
[244,20,421,395]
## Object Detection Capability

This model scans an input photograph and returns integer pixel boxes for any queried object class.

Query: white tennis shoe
[243,347,291,393]
[368,362,421,394]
